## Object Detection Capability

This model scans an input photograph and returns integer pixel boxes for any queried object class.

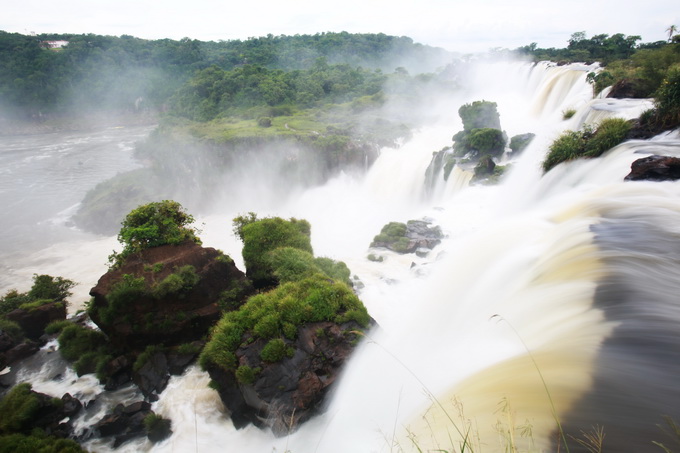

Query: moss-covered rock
[370,220,443,254]
[235,216,313,289]
[200,273,373,434]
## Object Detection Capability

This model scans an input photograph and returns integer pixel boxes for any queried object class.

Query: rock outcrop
[624,155,680,181]
[89,241,253,351]
[5,301,66,340]
[207,320,369,435]
[92,401,155,448]
[371,220,443,254]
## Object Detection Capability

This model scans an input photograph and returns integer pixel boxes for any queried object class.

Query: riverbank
[0,111,159,136]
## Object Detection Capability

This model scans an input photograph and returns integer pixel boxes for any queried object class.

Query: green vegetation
[562,109,577,120]
[0,383,43,433]
[267,247,352,287]
[151,265,200,299]
[57,324,112,379]
[542,118,632,172]
[109,200,201,268]
[0,275,74,317]
[0,433,85,453]
[200,273,371,372]
[0,319,23,341]
[452,101,506,160]
[235,215,313,288]
[516,32,642,64]
[371,222,410,253]
[143,413,172,443]
[508,133,536,154]
[133,345,165,372]
[0,31,450,122]
[91,274,146,325]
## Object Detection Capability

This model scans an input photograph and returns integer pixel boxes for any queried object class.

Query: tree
[109,200,201,267]
[667,25,678,42]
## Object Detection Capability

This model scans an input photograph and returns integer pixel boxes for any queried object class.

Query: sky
[3,0,678,53]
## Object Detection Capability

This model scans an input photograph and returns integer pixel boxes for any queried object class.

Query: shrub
[0,290,30,317]
[583,118,631,157]
[143,413,172,443]
[458,100,501,131]
[238,216,313,287]
[200,274,370,372]
[0,383,41,433]
[562,109,577,120]
[0,434,85,452]
[654,65,680,130]
[109,200,201,267]
[260,338,293,362]
[96,274,146,324]
[266,247,318,283]
[0,319,23,341]
[133,345,165,372]
[467,128,506,158]
[509,133,535,154]
[542,118,631,172]
[57,324,109,362]
[151,265,199,299]
[235,364,259,384]
[27,275,75,302]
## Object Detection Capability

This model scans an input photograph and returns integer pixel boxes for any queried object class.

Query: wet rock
[5,301,67,340]
[207,321,370,435]
[624,155,680,181]
[93,401,153,448]
[89,242,253,351]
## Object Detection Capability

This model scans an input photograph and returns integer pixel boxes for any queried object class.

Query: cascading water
[3,60,680,452]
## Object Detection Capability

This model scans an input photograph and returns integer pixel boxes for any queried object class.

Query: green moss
[151,265,199,299]
[562,109,577,120]
[95,274,146,325]
[0,319,23,341]
[200,274,370,372]
[0,383,41,434]
[238,216,313,287]
[458,100,501,131]
[144,413,172,443]
[235,365,260,384]
[260,338,293,362]
[133,345,165,372]
[0,433,85,452]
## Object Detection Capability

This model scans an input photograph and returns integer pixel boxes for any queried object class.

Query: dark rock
[133,351,169,398]
[207,321,371,435]
[607,80,643,99]
[4,341,39,364]
[93,401,153,447]
[624,155,680,181]
[0,330,16,352]
[371,219,443,254]
[5,301,67,340]
[89,242,253,351]
[101,355,133,391]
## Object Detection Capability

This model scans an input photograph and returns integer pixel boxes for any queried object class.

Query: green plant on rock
[144,413,172,443]
[0,433,85,452]
[109,200,201,268]
[200,273,370,372]
[151,265,200,299]
[0,319,23,341]
[0,383,42,434]
[95,274,146,325]
[260,338,294,362]
[542,118,631,172]
[236,216,313,288]
[458,100,502,131]
[57,324,113,380]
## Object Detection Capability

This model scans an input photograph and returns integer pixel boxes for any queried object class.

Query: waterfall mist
[3,57,680,452]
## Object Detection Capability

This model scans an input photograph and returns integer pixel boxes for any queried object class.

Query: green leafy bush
[0,433,85,453]
[109,200,201,268]
[543,118,631,172]
[260,338,293,362]
[0,319,23,341]
[237,216,313,287]
[0,383,41,434]
[200,274,370,372]
[96,274,146,324]
[27,275,75,302]
[458,100,501,131]
[151,265,200,299]
[143,413,172,443]
[235,365,260,384]
[467,128,506,158]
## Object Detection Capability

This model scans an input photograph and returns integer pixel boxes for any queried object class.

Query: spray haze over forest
[1,27,680,453]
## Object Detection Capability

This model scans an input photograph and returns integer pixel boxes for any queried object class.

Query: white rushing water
[3,60,680,452]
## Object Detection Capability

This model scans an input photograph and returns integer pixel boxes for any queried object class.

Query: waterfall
[6,61,680,452]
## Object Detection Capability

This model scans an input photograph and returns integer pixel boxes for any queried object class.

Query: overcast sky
[3,0,678,53]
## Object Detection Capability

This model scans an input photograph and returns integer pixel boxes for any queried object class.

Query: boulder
[89,241,253,351]
[624,155,680,181]
[371,220,443,254]
[132,351,169,399]
[5,301,67,340]
[207,321,369,435]
[93,401,153,448]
